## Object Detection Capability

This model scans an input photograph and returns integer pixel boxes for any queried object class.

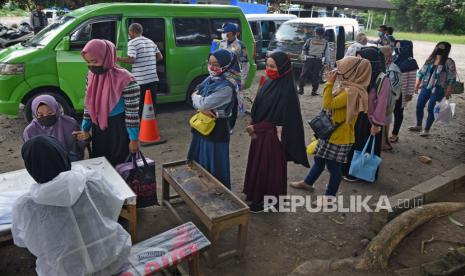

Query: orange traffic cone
[139,90,166,146]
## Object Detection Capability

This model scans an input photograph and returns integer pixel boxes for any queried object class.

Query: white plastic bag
[434,98,455,124]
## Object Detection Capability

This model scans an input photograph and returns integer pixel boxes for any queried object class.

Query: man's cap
[221,23,237,33]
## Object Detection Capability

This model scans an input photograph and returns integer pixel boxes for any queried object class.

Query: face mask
[435,48,445,56]
[221,33,228,41]
[208,66,223,77]
[395,48,401,55]
[37,115,57,127]
[88,65,107,75]
[378,31,384,37]
[265,68,280,80]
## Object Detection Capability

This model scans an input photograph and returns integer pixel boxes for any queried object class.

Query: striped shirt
[128,36,160,85]
[82,81,140,141]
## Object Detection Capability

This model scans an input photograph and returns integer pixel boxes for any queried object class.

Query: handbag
[115,151,158,208]
[308,110,340,140]
[189,112,216,136]
[452,76,464,94]
[349,135,382,183]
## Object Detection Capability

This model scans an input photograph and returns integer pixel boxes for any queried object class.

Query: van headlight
[0,63,25,75]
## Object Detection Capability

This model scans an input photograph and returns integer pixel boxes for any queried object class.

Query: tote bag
[349,135,382,183]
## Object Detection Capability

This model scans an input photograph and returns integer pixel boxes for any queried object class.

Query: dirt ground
[0,41,464,276]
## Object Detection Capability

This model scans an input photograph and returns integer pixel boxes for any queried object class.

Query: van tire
[186,76,208,108]
[23,92,75,123]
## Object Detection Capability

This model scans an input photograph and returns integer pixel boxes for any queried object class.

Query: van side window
[174,18,210,46]
[261,21,276,41]
[249,21,260,37]
[210,19,240,40]
[345,26,354,42]
[70,20,116,50]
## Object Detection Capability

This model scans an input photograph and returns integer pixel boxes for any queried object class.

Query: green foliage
[389,0,465,35]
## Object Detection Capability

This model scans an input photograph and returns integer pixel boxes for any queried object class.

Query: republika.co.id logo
[263,195,424,213]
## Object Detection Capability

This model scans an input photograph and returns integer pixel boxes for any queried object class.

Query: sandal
[290,181,315,193]
[389,136,399,143]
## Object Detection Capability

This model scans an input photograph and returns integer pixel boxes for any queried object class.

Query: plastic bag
[306,137,318,155]
[349,135,382,183]
[434,98,455,124]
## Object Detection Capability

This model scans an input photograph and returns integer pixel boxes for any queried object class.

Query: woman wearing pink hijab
[74,39,140,165]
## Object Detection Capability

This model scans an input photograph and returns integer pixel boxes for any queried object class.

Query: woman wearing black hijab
[244,51,309,213]
[343,47,386,182]
[22,135,71,183]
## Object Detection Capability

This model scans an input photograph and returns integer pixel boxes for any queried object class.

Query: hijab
[357,47,385,91]
[251,51,309,168]
[23,95,78,153]
[21,135,71,184]
[336,57,371,123]
[81,39,134,130]
[197,49,239,97]
[393,40,419,73]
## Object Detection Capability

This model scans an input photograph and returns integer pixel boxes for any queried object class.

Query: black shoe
[311,92,319,96]
[249,202,265,213]
[298,90,304,95]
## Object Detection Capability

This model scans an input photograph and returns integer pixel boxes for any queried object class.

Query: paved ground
[0,40,464,275]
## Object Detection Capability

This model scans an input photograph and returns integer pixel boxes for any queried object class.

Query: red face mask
[265,68,280,80]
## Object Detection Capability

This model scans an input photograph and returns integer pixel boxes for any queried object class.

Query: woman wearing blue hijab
[187,49,238,189]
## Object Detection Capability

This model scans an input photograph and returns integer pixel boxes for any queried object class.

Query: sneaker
[419,130,430,137]
[298,89,304,95]
[408,125,422,132]
[290,181,315,193]
[343,175,359,183]
[311,92,319,96]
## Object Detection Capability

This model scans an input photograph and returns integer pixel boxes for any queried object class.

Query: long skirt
[243,122,287,204]
[91,113,130,166]
[187,131,231,189]
[343,112,382,179]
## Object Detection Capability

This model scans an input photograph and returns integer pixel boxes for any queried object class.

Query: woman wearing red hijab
[74,39,140,165]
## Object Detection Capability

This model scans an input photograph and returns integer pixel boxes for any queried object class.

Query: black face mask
[88,65,107,75]
[395,48,401,55]
[435,48,445,56]
[37,115,57,127]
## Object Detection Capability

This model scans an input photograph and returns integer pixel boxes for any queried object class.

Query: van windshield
[274,22,321,44]
[24,16,75,47]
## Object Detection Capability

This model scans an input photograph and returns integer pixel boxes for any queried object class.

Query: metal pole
[310,5,313,17]
[383,11,387,25]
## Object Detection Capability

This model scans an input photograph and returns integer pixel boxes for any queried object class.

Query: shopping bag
[116,151,158,208]
[434,98,455,124]
[306,137,318,155]
[349,135,382,183]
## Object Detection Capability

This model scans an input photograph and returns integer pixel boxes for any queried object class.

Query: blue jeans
[304,156,343,196]
[416,87,444,131]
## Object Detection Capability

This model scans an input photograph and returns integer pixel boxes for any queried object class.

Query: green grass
[0,8,28,17]
[365,30,465,45]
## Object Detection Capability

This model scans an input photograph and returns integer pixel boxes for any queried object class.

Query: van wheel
[186,76,207,108]
[23,92,74,123]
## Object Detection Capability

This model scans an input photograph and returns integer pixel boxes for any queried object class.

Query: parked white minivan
[246,13,297,61]
[268,17,359,73]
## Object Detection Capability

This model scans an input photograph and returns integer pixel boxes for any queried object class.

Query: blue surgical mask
[378,31,384,37]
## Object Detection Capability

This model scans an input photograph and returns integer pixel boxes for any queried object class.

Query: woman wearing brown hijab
[291,56,371,207]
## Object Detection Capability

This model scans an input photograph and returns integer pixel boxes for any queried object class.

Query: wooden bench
[162,160,250,267]
[119,221,210,276]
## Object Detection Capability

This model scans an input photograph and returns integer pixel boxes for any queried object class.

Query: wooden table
[0,157,138,242]
[162,160,250,267]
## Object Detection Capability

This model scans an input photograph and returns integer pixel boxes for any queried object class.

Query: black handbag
[125,151,159,208]
[308,110,340,140]
[452,76,464,94]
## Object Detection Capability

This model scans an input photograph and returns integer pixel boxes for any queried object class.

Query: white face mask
[221,33,228,41]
